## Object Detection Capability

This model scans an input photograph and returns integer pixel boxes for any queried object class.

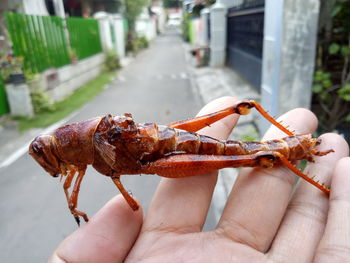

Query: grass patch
[17,71,115,132]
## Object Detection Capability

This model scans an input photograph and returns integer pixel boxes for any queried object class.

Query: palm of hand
[51,98,350,263]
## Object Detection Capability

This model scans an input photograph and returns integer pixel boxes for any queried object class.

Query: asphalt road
[0,29,208,262]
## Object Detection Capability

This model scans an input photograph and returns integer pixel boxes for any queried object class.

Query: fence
[66,17,102,60]
[0,76,9,116]
[5,13,102,74]
[5,13,70,73]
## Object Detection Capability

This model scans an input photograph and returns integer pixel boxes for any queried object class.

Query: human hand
[50,97,350,263]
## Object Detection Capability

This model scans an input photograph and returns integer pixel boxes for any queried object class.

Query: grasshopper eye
[29,136,60,177]
[31,141,43,154]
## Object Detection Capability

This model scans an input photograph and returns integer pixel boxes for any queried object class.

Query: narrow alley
[0,29,204,262]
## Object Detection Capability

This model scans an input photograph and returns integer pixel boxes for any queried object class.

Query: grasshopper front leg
[111,175,140,211]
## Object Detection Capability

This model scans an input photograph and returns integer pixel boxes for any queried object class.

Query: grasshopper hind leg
[167,100,295,136]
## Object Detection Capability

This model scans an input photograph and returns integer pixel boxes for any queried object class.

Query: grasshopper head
[29,135,61,177]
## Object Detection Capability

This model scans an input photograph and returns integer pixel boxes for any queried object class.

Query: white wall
[221,0,244,8]
[151,5,166,33]
[47,53,105,102]
[111,15,126,58]
[136,7,157,41]
[23,0,48,15]
[94,12,114,52]
[136,17,157,41]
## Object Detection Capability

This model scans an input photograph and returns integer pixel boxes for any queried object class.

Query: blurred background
[0,0,349,261]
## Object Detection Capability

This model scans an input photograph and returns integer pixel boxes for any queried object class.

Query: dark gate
[227,0,265,91]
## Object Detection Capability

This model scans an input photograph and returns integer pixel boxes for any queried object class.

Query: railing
[5,13,70,73]
[66,17,102,60]
[5,13,103,74]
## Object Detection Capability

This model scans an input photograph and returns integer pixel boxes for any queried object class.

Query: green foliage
[104,51,121,71]
[182,13,190,42]
[346,113,350,122]
[312,71,332,93]
[138,36,149,48]
[124,0,148,31]
[68,48,78,62]
[239,134,258,142]
[126,36,149,53]
[312,0,350,132]
[0,66,11,83]
[328,43,340,54]
[0,56,24,83]
[341,45,350,56]
[331,0,350,31]
[239,128,259,142]
[192,4,205,17]
[24,70,37,82]
[337,83,350,101]
[313,69,350,113]
[124,0,148,55]
[30,90,55,114]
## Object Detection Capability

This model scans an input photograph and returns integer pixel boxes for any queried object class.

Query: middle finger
[217,108,318,252]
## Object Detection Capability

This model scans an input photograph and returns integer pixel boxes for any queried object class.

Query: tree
[124,0,148,52]
[124,0,148,32]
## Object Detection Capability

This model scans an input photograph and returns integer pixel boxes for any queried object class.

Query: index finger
[143,96,240,233]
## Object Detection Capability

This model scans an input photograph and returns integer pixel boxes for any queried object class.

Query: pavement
[0,28,259,262]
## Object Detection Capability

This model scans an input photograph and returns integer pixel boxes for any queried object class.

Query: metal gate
[0,76,9,116]
[227,0,265,91]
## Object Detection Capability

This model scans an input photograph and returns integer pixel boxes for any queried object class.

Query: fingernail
[48,253,65,263]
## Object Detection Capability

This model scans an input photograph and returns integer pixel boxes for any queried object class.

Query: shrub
[104,51,121,71]
[126,35,149,53]
[137,36,149,49]
[182,13,190,42]
[312,0,350,132]
[30,90,55,114]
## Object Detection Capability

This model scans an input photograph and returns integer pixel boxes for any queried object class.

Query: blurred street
[0,29,205,262]
[1,0,348,261]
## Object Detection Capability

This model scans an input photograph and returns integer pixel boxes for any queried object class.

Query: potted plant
[6,55,26,84]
